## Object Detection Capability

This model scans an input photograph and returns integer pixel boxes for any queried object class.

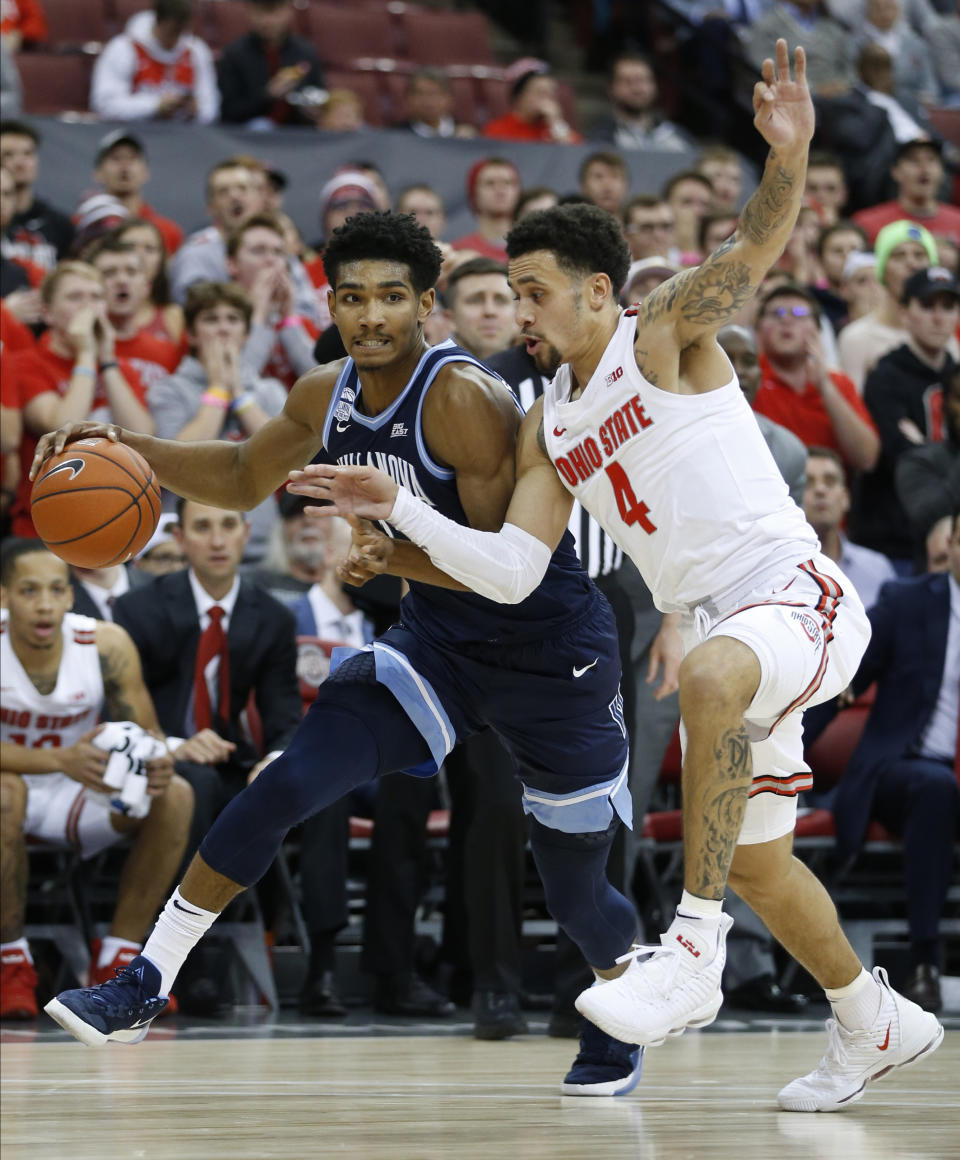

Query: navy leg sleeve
[529,816,638,971]
[199,681,432,887]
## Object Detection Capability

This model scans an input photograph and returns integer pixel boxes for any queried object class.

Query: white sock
[142,887,219,995]
[826,967,882,1031]
[1,938,32,963]
[97,936,141,969]
[676,890,724,926]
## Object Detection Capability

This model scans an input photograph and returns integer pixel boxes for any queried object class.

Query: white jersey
[542,309,819,614]
[0,613,103,759]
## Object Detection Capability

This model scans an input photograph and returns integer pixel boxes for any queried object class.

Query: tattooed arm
[97,621,163,734]
[637,41,814,352]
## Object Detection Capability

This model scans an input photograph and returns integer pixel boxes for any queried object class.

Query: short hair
[698,211,738,254]
[112,219,172,305]
[506,203,630,294]
[396,183,443,208]
[757,281,821,325]
[225,211,285,259]
[445,256,509,307]
[89,235,139,264]
[184,281,253,332]
[578,150,628,183]
[806,445,845,472]
[0,538,63,586]
[514,185,557,220]
[322,211,443,295]
[608,50,653,82]
[174,495,246,524]
[662,170,713,201]
[816,219,868,259]
[206,156,263,201]
[0,119,40,145]
[154,0,193,23]
[623,193,664,223]
[807,150,845,174]
[697,143,739,168]
[407,67,450,92]
[40,260,102,306]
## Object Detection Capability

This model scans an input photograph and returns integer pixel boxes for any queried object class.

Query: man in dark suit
[833,510,960,1012]
[113,497,347,1016]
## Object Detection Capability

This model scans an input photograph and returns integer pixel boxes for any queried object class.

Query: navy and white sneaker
[44,955,168,1046]
[561,1017,644,1096]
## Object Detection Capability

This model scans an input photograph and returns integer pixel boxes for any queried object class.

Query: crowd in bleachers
[0,0,957,1031]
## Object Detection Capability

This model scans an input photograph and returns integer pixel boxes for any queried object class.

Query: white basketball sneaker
[575,912,734,1046]
[777,967,944,1112]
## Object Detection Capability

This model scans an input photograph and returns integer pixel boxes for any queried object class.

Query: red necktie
[193,606,230,731]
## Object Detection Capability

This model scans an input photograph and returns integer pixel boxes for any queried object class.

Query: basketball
[30,438,162,568]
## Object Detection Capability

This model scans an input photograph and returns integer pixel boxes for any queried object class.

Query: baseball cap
[901,265,960,305]
[842,250,876,281]
[625,256,679,283]
[318,170,380,224]
[136,514,180,560]
[96,129,146,164]
[874,219,938,283]
[894,137,943,164]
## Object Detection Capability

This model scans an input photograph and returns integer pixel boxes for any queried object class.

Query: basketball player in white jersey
[0,541,194,1019]
[289,42,944,1110]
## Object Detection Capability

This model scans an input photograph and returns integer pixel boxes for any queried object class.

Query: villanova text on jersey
[317,340,594,648]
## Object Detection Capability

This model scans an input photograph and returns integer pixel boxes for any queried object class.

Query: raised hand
[753,40,814,153]
[287,463,399,521]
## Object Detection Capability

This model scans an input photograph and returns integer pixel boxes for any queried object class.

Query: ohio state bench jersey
[542,310,819,614]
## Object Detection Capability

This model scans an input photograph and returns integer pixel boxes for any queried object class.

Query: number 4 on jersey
[605,462,657,533]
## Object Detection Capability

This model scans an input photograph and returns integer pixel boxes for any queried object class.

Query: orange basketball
[30,438,162,568]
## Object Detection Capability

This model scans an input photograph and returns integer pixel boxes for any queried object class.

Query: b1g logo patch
[791,610,821,644]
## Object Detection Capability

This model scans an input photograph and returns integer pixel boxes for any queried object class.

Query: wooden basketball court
[2,1028,957,1159]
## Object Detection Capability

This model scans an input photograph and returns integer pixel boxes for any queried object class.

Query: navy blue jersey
[315,339,594,648]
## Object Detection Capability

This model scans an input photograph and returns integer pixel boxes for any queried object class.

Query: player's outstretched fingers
[775,37,790,80]
[793,44,806,84]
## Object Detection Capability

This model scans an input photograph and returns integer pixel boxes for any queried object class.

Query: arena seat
[323,67,391,126]
[18,53,93,115]
[399,9,493,66]
[38,0,108,49]
[301,3,397,67]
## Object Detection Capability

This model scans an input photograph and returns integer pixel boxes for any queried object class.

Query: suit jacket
[833,572,951,856]
[113,570,301,771]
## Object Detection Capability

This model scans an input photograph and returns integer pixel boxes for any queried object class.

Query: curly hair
[506,204,630,292]
[322,211,443,295]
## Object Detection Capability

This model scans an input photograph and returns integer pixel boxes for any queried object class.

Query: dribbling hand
[29,421,122,480]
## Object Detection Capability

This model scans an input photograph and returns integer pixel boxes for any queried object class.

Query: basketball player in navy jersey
[291,43,943,1111]
[33,212,645,1096]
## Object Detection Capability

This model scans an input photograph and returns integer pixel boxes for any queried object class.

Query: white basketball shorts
[23,773,125,860]
[679,553,871,845]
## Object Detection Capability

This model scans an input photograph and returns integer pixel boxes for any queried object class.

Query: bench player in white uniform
[0,541,194,1019]
[292,42,943,1111]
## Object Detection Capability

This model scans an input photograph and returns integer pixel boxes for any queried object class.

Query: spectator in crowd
[451,157,521,264]
[217,0,325,128]
[662,170,714,262]
[314,170,380,253]
[851,266,959,569]
[0,541,194,1020]
[396,184,447,240]
[623,195,680,265]
[804,151,849,225]
[89,236,180,389]
[394,68,473,138]
[251,489,340,608]
[71,193,131,259]
[226,213,318,390]
[925,512,953,571]
[0,121,73,273]
[0,43,22,118]
[343,160,391,212]
[810,220,869,330]
[803,446,898,607]
[513,186,558,222]
[696,144,743,213]
[148,281,286,562]
[132,514,186,578]
[577,151,629,219]
[441,257,517,362]
[928,3,960,104]
[113,218,185,348]
[587,50,689,152]
[831,510,960,1014]
[622,256,680,305]
[856,0,939,110]
[290,514,372,642]
[753,282,880,471]
[0,0,45,53]
[482,64,580,144]
[0,164,42,331]
[747,0,854,92]
[5,261,154,538]
[718,324,808,506]
[853,139,960,246]
[92,131,184,257]
[699,211,740,261]
[838,218,939,390]
[91,0,219,124]
[896,365,960,555]
[841,249,883,323]
[315,89,367,134]
[69,558,136,621]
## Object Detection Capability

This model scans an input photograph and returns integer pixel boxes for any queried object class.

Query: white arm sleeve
[388,487,551,605]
